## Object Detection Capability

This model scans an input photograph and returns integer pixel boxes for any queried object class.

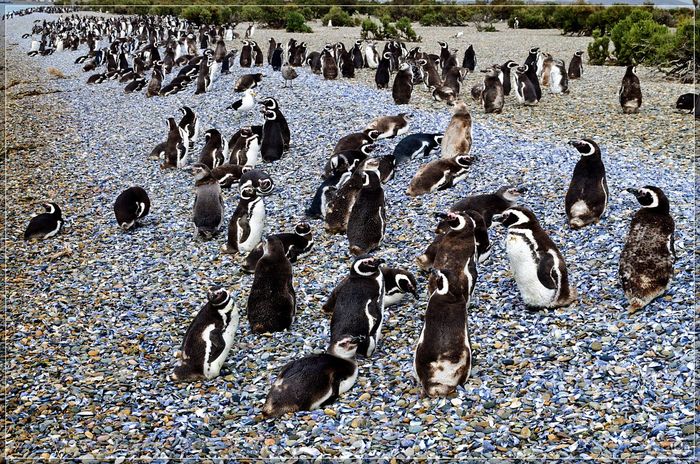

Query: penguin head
[505,60,519,70]
[499,185,527,202]
[493,207,533,228]
[626,186,669,213]
[394,270,418,298]
[626,65,637,75]
[437,41,447,49]
[262,235,285,257]
[568,138,600,157]
[207,286,231,309]
[329,334,365,359]
[428,268,455,297]
[434,211,469,231]
[189,163,212,182]
[260,97,278,109]
[360,143,375,156]
[351,255,384,277]
[42,202,62,217]
[294,222,312,236]
[575,50,584,57]
[529,47,539,55]
[432,134,444,145]
[365,129,380,141]
[382,51,392,60]
[455,154,475,168]
[240,185,257,200]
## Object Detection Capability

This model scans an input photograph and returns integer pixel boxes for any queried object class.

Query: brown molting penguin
[407,154,475,197]
[619,65,642,114]
[441,100,472,159]
[365,113,412,140]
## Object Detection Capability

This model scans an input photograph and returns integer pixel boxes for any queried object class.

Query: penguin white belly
[383,291,404,306]
[30,40,39,52]
[430,350,469,388]
[338,365,359,394]
[412,141,429,159]
[431,171,450,192]
[44,220,63,238]
[203,311,239,379]
[412,328,425,382]
[550,68,563,93]
[239,202,265,254]
[309,384,334,410]
[363,299,378,355]
[396,125,409,137]
[569,199,590,219]
[506,234,556,306]
[245,143,260,167]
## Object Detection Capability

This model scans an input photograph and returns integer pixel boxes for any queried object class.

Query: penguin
[124,76,147,93]
[619,65,642,114]
[431,85,457,105]
[261,109,285,162]
[393,133,443,164]
[252,41,264,67]
[441,101,472,159]
[221,50,237,75]
[113,186,150,231]
[523,47,542,101]
[261,335,363,417]
[239,40,252,67]
[307,170,347,219]
[365,42,380,69]
[449,185,527,227]
[470,83,484,103]
[347,160,386,256]
[194,54,211,94]
[565,138,608,229]
[240,168,275,197]
[322,143,374,180]
[327,255,385,357]
[441,51,460,81]
[222,185,266,256]
[199,129,227,169]
[407,155,475,197]
[419,58,443,91]
[172,287,239,382]
[23,202,64,241]
[214,38,227,63]
[413,269,472,397]
[267,37,277,64]
[227,89,256,113]
[365,114,411,140]
[375,52,392,89]
[211,164,249,189]
[501,60,518,96]
[462,44,476,72]
[493,206,577,310]
[539,52,554,86]
[675,93,698,113]
[258,97,290,149]
[382,267,418,306]
[191,163,225,240]
[230,129,261,167]
[514,65,539,106]
[178,106,199,152]
[242,222,313,273]
[333,129,379,154]
[247,236,296,334]
[429,211,479,299]
[270,45,284,72]
[306,51,322,74]
[162,117,188,169]
[235,73,263,92]
[337,43,355,78]
[351,40,364,69]
[392,62,414,105]
[568,50,584,79]
[481,66,504,113]
[548,59,569,94]
[325,168,364,234]
[321,50,339,80]
[619,186,675,314]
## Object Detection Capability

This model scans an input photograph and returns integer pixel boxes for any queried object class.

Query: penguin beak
[434,212,449,220]
[492,213,505,225]
[350,335,366,344]
[516,186,528,194]
[626,187,640,196]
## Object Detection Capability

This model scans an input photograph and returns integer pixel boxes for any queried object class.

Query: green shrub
[610,10,669,65]
[395,17,418,41]
[182,6,212,25]
[322,6,356,27]
[587,35,610,65]
[361,18,381,39]
[286,11,312,33]
[240,6,264,23]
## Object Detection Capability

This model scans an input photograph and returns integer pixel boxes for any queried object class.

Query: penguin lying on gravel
[24,202,64,241]
[235,72,264,92]
[448,185,527,228]
[619,186,675,314]
[262,335,364,417]
[675,93,698,114]
[325,266,417,311]
[242,223,313,273]
[393,133,443,164]
[113,186,150,231]
[407,154,475,197]
[365,114,411,140]
[334,129,379,154]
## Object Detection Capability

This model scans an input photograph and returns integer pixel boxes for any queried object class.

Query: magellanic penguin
[271,44,283,71]
[382,267,418,306]
[548,59,569,94]
[199,129,227,169]
[242,222,313,273]
[565,139,608,229]
[365,113,411,140]
[172,287,239,382]
[261,335,364,417]
[191,163,225,240]
[619,65,642,114]
[240,168,275,197]
[375,52,392,89]
[211,164,250,189]
[393,133,443,164]
[675,93,698,114]
[260,97,291,151]
[322,143,374,180]
[229,128,261,167]
[441,101,472,159]
[247,236,296,334]
[568,50,584,79]
[239,40,252,67]
[413,269,472,397]
[113,186,150,231]
[407,155,475,197]
[327,255,385,357]
[365,42,380,69]
[431,85,457,105]
[514,65,539,106]
[449,185,527,228]
[161,117,189,169]
[307,169,347,219]
[261,109,285,162]
[321,49,339,80]
[462,44,477,72]
[619,186,675,314]
[493,206,577,310]
[333,129,379,154]
[178,106,199,152]
[235,73,264,92]
[325,167,365,234]
[24,202,64,241]
[222,185,266,256]
[347,159,386,256]
[480,66,504,114]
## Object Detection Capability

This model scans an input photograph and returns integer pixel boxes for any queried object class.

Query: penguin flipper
[537,252,557,290]
[207,328,227,366]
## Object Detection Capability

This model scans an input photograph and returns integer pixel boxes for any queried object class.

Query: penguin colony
[19,12,682,416]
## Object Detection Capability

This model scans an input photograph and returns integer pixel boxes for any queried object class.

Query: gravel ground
[4,12,696,461]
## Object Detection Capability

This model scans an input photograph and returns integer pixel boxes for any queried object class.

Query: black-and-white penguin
[321,50,339,80]
[211,164,249,189]
[172,287,239,381]
[493,206,577,310]
[619,65,642,114]
[347,160,386,256]
[270,44,283,71]
[407,155,475,197]
[242,222,313,273]
[247,236,296,333]
[240,168,275,197]
[514,65,539,106]
[195,54,212,94]
[322,143,374,180]
[307,170,346,219]
[229,128,261,167]
[24,202,64,241]
[481,66,504,113]
[260,97,291,151]
[431,85,457,105]
[162,117,188,169]
[375,52,392,89]
[393,133,443,164]
[325,169,365,234]
[227,89,256,113]
[261,334,363,417]
[365,114,411,140]
[261,109,285,162]
[675,93,698,114]
[565,138,608,229]
[333,129,379,154]
[382,267,418,306]
[327,255,385,357]
[413,268,472,397]
[113,186,150,231]
[351,40,364,69]
[199,129,227,169]
[191,163,225,240]
[235,73,263,92]
[462,44,477,72]
[619,186,675,314]
[548,59,569,94]
[178,106,199,152]
[267,38,277,65]
[449,185,527,227]
[568,50,584,79]
[392,62,414,105]
[501,60,518,95]
[365,42,380,69]
[222,185,266,256]
[239,40,252,67]
[523,47,542,101]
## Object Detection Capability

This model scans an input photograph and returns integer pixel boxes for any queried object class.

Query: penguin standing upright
[514,65,539,106]
[23,202,64,241]
[270,45,283,71]
[619,186,675,314]
[252,41,264,66]
[325,168,365,234]
[462,44,476,72]
[441,101,472,159]
[392,62,414,105]
[195,53,211,94]
[493,206,577,310]
[172,287,239,381]
[240,40,252,67]
[347,160,386,256]
[351,40,364,69]
[163,117,188,169]
[261,109,285,162]
[365,42,380,69]
[199,129,227,169]
[501,60,518,96]
[548,59,569,94]
[428,211,479,299]
[178,106,199,152]
[146,61,163,97]
[480,66,504,114]
[113,186,150,231]
[222,185,266,255]
[619,65,642,114]
[262,335,364,417]
[321,50,339,80]
[568,50,584,79]
[191,163,225,240]
[375,52,391,89]
[413,269,472,397]
[565,139,608,229]
[247,236,296,334]
[327,255,385,357]
[260,97,290,151]
[267,37,276,64]
[523,47,542,101]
